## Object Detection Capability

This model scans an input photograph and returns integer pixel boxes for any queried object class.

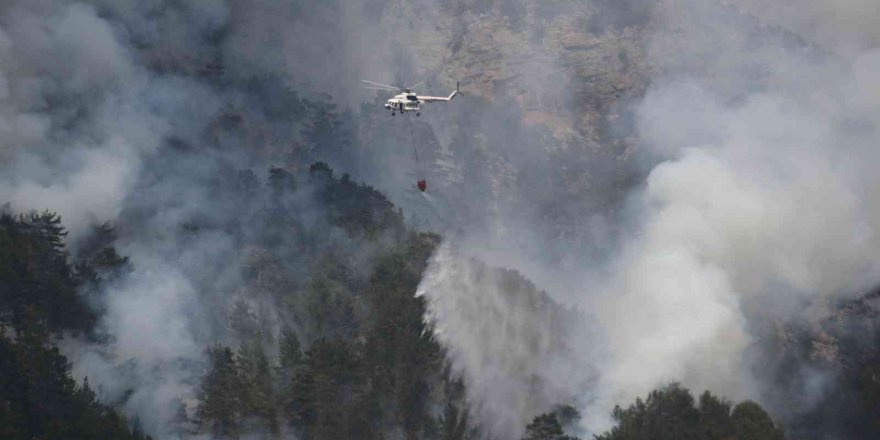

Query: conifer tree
[522,413,580,440]
[198,346,242,438]
[279,327,302,371]
[732,401,786,440]
[239,340,278,434]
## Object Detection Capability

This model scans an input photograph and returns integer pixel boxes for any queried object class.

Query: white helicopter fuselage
[384,93,421,114]
[370,82,458,116]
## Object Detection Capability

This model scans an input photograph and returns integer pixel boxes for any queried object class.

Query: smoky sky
[4,0,880,439]
[417,0,880,438]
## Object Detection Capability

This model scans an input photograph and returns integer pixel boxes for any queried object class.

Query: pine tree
[594,385,786,440]
[0,397,23,440]
[0,315,148,440]
[697,391,734,440]
[0,211,95,333]
[279,326,302,371]
[197,346,242,438]
[731,401,786,440]
[522,413,580,440]
[170,398,194,438]
[288,339,361,440]
[238,340,278,434]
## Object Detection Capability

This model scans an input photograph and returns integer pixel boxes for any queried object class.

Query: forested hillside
[759,292,880,439]
[182,164,457,439]
[0,174,792,440]
[0,211,147,440]
[0,162,797,440]
[0,166,464,439]
[3,1,880,439]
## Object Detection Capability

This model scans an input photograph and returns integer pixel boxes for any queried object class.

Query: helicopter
[362,79,459,116]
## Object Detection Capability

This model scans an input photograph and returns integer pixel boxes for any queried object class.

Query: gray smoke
[5,0,880,439]
[415,0,880,437]
[0,2,153,239]
[0,1,384,438]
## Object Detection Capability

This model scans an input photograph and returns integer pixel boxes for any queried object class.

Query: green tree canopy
[594,384,786,440]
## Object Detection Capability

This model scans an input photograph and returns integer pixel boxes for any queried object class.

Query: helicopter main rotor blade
[408,80,425,90]
[361,79,402,90]
[364,87,395,91]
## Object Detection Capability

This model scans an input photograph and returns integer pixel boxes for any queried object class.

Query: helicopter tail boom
[417,82,460,102]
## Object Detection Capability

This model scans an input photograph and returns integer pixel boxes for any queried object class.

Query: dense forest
[0,165,794,440]
[0,211,147,440]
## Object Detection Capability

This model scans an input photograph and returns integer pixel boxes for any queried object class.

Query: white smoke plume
[418,243,593,438]
[0,2,160,240]
[416,0,880,437]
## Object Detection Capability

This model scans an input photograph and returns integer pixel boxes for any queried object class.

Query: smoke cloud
[0,1,374,438]
[4,0,880,439]
[418,243,593,438]
[415,0,880,436]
